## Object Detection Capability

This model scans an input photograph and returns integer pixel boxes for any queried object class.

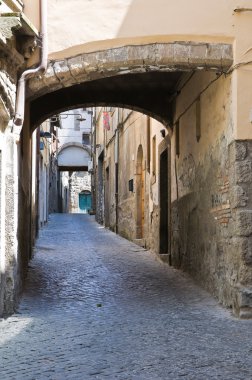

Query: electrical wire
[225,60,252,75]
[173,73,223,126]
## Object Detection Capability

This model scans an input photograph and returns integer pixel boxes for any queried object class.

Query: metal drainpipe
[13,0,48,131]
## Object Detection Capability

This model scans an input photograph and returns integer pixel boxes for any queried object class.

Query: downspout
[13,0,48,133]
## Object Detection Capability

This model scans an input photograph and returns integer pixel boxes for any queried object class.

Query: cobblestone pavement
[0,214,252,380]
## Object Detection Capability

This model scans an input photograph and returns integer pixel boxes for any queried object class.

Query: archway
[57,143,91,171]
[27,42,232,131]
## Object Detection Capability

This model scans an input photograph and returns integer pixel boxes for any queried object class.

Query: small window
[129,179,134,192]
[82,133,90,145]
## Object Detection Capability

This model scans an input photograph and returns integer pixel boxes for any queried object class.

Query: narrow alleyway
[0,214,252,380]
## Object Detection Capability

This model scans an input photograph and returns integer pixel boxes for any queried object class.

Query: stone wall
[169,71,252,318]
[69,171,91,213]
[0,9,38,317]
[228,141,252,318]
[171,138,252,318]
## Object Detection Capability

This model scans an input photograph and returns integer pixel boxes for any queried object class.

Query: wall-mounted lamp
[40,131,52,138]
[50,113,86,123]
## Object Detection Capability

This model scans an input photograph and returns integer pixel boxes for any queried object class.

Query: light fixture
[76,116,86,122]
[40,131,52,138]
[51,113,86,122]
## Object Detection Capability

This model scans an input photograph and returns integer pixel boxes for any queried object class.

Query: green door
[79,192,91,213]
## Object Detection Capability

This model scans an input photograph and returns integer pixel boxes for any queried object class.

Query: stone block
[236,286,252,318]
[229,185,248,208]
[96,47,128,70]
[205,44,222,64]
[189,44,208,66]
[221,44,233,61]
[235,161,252,184]
[155,43,174,66]
[127,45,154,67]
[173,43,191,65]
[229,141,247,163]
[53,60,72,84]
[67,56,85,78]
[30,65,60,93]
[242,237,252,265]
[236,211,252,236]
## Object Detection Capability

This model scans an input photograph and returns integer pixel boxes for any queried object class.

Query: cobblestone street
[0,214,252,380]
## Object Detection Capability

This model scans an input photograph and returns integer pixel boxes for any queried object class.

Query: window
[82,133,90,145]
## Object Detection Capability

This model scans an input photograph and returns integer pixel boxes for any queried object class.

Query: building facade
[49,109,92,214]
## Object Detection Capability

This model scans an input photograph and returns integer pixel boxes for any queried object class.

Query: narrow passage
[0,214,252,380]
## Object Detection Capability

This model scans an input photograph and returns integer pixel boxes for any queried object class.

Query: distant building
[49,109,92,214]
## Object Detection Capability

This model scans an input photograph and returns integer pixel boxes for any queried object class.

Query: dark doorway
[97,153,104,224]
[136,145,144,239]
[159,149,169,254]
[104,166,110,227]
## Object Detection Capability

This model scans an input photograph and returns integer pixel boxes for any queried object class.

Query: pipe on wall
[13,0,48,131]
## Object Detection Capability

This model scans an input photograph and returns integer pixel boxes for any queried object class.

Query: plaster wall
[23,0,40,30]
[45,0,250,60]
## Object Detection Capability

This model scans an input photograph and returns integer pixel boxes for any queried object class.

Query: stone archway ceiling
[57,144,90,168]
[29,42,233,128]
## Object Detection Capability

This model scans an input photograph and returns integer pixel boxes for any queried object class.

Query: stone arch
[57,142,91,156]
[57,143,91,170]
[28,42,232,130]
